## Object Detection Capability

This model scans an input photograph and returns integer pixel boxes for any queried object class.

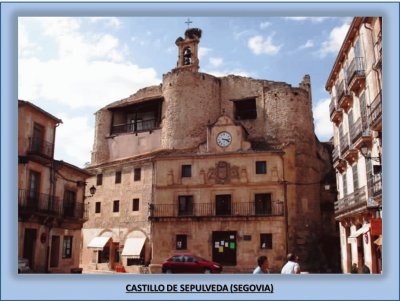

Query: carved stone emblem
[207,161,240,184]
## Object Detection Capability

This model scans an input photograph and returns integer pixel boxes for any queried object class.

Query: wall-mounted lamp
[360,144,381,163]
[88,185,97,197]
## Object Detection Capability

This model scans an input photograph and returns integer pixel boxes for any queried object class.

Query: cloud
[18,22,41,57]
[313,98,333,140]
[209,57,223,67]
[260,22,271,29]
[284,17,331,23]
[204,68,253,78]
[54,114,94,167]
[89,17,121,28]
[198,47,212,59]
[18,17,160,109]
[318,22,350,58]
[233,30,253,40]
[299,39,314,50]
[248,35,282,55]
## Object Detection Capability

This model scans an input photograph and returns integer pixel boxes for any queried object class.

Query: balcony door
[215,195,231,216]
[28,171,40,210]
[23,228,37,269]
[255,193,272,215]
[32,123,44,152]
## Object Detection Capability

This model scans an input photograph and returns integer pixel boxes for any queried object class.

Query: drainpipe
[278,152,289,255]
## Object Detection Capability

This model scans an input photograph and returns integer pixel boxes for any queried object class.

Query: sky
[18,16,352,168]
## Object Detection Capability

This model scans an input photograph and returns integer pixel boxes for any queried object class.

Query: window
[215,195,231,216]
[260,233,272,249]
[255,193,272,215]
[28,170,41,203]
[134,168,141,181]
[343,173,348,196]
[96,174,103,186]
[234,98,257,120]
[132,198,140,211]
[62,236,73,258]
[181,165,192,177]
[95,202,101,213]
[32,123,44,153]
[176,235,187,250]
[113,200,120,212]
[256,161,267,174]
[178,195,193,216]
[63,190,76,217]
[115,171,121,184]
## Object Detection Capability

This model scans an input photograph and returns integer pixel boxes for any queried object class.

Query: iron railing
[335,80,350,104]
[18,189,85,219]
[150,201,284,218]
[111,118,159,135]
[373,172,382,196]
[332,146,339,163]
[369,91,382,126]
[28,137,54,158]
[349,117,363,143]
[339,133,350,155]
[347,57,365,84]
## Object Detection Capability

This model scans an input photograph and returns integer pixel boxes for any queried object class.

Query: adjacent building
[326,17,382,273]
[18,100,91,273]
[82,27,339,273]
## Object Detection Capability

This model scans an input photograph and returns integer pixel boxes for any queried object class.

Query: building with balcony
[18,100,91,273]
[326,17,382,274]
[82,27,339,273]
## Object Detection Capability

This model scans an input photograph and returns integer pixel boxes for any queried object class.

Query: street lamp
[360,144,381,163]
[88,185,96,197]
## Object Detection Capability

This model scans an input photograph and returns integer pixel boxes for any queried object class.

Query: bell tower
[175,27,202,72]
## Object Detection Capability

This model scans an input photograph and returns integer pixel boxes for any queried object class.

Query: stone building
[18,100,91,273]
[82,27,339,273]
[326,17,382,273]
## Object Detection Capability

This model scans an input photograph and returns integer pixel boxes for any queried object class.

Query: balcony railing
[339,134,350,155]
[111,118,159,135]
[369,91,382,129]
[150,201,284,218]
[18,189,84,220]
[349,118,363,143]
[373,172,382,196]
[332,146,339,163]
[335,80,348,103]
[347,57,365,84]
[28,137,54,158]
[334,186,367,215]
[329,99,336,117]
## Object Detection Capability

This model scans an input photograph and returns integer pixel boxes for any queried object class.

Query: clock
[216,131,232,147]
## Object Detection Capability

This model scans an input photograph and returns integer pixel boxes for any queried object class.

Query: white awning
[121,237,146,258]
[349,223,370,238]
[87,236,111,250]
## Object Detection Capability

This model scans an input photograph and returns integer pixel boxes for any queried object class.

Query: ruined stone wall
[161,70,221,149]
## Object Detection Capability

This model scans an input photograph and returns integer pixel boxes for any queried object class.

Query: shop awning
[349,223,371,238]
[87,236,111,250]
[121,237,146,258]
[374,235,382,246]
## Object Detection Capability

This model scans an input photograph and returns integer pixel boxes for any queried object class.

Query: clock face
[216,131,232,147]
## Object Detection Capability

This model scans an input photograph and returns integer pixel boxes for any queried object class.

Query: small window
[96,174,103,186]
[352,164,359,190]
[115,171,121,184]
[181,165,192,177]
[95,202,101,213]
[113,200,120,213]
[260,233,272,249]
[63,236,73,258]
[234,98,257,120]
[176,235,187,250]
[134,168,141,181]
[132,198,140,211]
[256,161,267,174]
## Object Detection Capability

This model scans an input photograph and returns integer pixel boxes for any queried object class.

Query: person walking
[281,253,301,274]
[253,255,270,274]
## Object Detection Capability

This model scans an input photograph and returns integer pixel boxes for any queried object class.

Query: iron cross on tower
[185,18,193,28]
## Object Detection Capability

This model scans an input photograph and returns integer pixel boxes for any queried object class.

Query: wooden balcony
[347,57,366,94]
[149,201,284,220]
[369,90,382,131]
[335,186,367,217]
[336,80,353,112]
[111,118,160,135]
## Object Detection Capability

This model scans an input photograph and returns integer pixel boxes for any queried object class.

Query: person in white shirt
[281,253,300,274]
[253,256,270,274]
